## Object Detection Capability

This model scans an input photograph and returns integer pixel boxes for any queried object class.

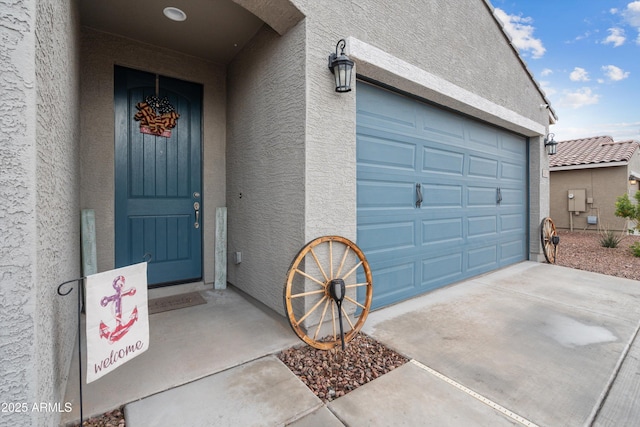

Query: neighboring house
[549,136,640,232]
[1,1,556,425]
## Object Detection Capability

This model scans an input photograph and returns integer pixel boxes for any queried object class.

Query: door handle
[416,183,423,208]
[496,187,502,204]
[194,201,200,229]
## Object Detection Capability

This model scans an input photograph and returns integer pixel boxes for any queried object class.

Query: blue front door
[115,66,203,286]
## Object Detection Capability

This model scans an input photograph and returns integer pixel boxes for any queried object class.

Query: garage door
[357,82,528,309]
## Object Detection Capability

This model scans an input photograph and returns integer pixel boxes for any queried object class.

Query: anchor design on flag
[99,275,138,343]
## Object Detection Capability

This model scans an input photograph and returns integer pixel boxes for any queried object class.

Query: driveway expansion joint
[409,359,540,427]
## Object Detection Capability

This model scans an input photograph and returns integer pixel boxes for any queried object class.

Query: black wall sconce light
[328,39,354,93]
[629,173,638,185]
[544,133,558,155]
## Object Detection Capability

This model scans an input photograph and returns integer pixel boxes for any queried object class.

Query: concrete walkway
[61,287,301,425]
[66,262,640,426]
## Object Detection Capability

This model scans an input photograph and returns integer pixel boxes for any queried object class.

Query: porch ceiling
[79,0,264,64]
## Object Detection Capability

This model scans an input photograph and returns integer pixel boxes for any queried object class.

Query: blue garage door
[357,83,528,309]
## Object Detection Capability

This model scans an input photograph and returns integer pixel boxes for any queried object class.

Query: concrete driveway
[356,261,640,426]
[123,262,640,427]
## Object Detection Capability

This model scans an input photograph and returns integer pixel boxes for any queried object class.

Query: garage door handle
[496,187,502,204]
[416,183,423,208]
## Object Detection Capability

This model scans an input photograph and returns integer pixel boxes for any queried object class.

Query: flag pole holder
[58,277,86,426]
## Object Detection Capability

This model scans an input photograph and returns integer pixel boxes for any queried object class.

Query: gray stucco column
[530,134,551,261]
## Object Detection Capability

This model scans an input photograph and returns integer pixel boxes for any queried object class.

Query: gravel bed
[278,333,409,402]
[74,407,125,427]
[555,230,640,280]
[78,230,640,424]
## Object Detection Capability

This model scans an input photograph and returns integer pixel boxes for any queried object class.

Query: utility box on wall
[568,189,586,212]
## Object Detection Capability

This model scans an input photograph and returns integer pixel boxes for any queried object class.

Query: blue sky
[492,0,640,142]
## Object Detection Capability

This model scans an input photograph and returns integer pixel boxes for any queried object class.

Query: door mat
[148,292,207,315]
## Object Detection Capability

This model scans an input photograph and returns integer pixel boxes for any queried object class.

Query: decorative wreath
[134,95,180,136]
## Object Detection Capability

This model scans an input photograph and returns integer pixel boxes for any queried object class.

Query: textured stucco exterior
[79,29,226,286]
[226,24,307,312]
[550,156,640,233]
[530,136,550,261]
[1,0,81,426]
[2,1,553,423]
[226,0,551,314]
[233,0,304,35]
[0,0,39,422]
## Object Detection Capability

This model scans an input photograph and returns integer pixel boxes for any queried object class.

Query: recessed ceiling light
[163,7,187,22]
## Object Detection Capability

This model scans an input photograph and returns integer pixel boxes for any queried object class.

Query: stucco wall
[0,1,39,424]
[226,23,307,313]
[529,136,550,261]
[630,149,640,179]
[550,166,632,232]
[298,0,550,256]
[79,29,226,286]
[227,0,551,314]
[296,0,549,128]
[35,0,82,425]
[1,0,81,425]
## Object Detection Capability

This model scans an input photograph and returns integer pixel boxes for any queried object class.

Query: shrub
[631,242,640,257]
[615,192,640,232]
[599,228,623,248]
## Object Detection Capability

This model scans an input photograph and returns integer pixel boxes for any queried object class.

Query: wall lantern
[544,133,558,155]
[328,39,354,93]
[630,173,639,185]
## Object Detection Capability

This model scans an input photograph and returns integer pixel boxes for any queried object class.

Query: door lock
[194,201,200,229]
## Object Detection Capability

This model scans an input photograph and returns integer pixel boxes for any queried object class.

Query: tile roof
[549,135,639,168]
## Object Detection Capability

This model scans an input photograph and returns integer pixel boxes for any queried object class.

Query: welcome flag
[85,262,149,383]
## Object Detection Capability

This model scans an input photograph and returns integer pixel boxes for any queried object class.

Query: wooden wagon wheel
[540,217,559,264]
[284,236,373,350]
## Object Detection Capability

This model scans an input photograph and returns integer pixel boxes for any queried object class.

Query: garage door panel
[418,105,466,142]
[468,215,497,237]
[357,220,416,255]
[357,89,418,132]
[501,161,526,181]
[467,186,498,207]
[357,82,527,309]
[357,179,416,210]
[422,218,464,245]
[423,183,463,208]
[370,260,418,308]
[468,155,499,179]
[501,239,526,263]
[501,133,527,156]
[467,121,500,151]
[467,244,498,271]
[357,133,417,172]
[501,213,525,232]
[357,108,417,131]
[422,146,465,175]
[421,252,464,288]
[499,187,525,206]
